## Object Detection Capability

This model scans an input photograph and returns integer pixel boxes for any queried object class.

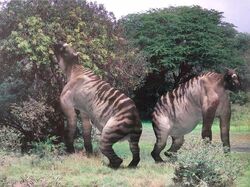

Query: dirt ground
[216,133,250,152]
[141,125,250,153]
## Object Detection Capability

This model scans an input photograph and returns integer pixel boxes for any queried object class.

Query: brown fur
[53,42,142,168]
[151,69,240,162]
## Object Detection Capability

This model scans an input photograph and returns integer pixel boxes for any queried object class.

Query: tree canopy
[121,6,242,71]
[120,6,247,117]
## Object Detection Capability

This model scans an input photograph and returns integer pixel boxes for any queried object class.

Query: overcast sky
[92,0,250,33]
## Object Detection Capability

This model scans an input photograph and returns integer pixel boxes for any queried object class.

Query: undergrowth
[174,137,246,187]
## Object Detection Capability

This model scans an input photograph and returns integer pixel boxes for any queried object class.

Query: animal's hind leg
[62,107,77,153]
[100,120,125,168]
[100,137,123,168]
[151,117,171,162]
[128,127,142,167]
[164,136,184,157]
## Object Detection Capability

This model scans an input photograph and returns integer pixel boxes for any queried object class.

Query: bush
[230,91,249,105]
[29,136,65,158]
[0,0,149,152]
[173,137,245,187]
[0,126,22,152]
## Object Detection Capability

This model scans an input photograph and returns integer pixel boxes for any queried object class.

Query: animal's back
[70,68,141,131]
[153,72,229,136]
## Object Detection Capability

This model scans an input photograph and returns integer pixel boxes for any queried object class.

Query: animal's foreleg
[80,112,93,155]
[202,101,218,141]
[219,114,231,153]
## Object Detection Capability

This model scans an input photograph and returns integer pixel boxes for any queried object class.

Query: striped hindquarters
[83,73,141,132]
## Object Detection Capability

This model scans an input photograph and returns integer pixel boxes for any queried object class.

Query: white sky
[92,0,250,33]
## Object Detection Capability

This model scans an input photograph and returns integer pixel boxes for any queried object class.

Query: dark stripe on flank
[116,99,134,111]
[158,96,164,107]
[186,80,190,89]
[168,91,176,116]
[112,94,127,108]
[91,80,103,89]
[97,85,111,100]
[174,88,178,103]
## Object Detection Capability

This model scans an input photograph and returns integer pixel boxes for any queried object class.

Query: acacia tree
[120,6,244,118]
[0,0,148,150]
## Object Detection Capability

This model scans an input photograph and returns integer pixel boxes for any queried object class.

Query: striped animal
[53,42,142,168]
[151,69,240,162]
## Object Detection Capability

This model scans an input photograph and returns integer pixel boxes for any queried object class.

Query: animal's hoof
[151,151,164,163]
[155,160,165,164]
[164,151,176,157]
[128,158,140,168]
[108,158,123,169]
[223,146,230,154]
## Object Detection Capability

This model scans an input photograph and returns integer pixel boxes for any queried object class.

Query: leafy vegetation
[230,91,249,105]
[0,0,149,149]
[174,138,244,187]
[120,6,250,117]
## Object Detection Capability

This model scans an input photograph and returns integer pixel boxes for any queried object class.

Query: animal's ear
[73,52,80,61]
[233,68,238,72]
[53,42,68,52]
[73,52,80,57]
[225,67,230,75]
[59,43,68,52]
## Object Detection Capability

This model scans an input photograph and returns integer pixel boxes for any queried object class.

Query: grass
[0,145,175,186]
[0,103,250,186]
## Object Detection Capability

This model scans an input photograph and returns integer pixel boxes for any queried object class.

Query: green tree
[235,33,250,90]
[120,6,245,117]
[0,0,148,150]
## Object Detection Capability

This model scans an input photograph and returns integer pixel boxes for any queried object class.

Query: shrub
[29,136,65,158]
[0,0,149,152]
[230,91,249,105]
[173,137,245,187]
[0,126,22,152]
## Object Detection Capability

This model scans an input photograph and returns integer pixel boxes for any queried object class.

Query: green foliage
[230,91,249,105]
[174,138,245,187]
[121,6,242,71]
[10,98,54,138]
[120,6,247,118]
[29,136,65,158]
[0,0,148,92]
[0,0,148,150]
[0,126,21,152]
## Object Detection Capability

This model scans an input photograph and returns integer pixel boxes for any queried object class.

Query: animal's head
[53,42,79,71]
[224,68,241,91]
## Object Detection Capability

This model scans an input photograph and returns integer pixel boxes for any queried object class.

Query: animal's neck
[65,63,84,81]
[223,73,232,90]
